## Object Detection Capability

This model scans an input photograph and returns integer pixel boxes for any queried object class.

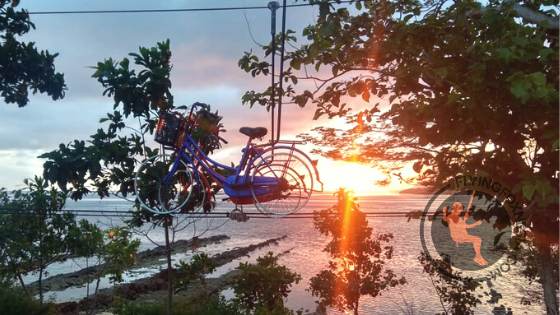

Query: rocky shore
[29,234,230,294]
[55,235,288,314]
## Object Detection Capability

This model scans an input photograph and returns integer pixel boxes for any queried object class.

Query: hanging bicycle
[134,103,323,217]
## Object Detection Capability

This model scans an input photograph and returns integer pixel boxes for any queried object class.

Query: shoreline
[55,235,288,314]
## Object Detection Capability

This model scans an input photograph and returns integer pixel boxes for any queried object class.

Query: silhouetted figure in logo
[442,192,488,266]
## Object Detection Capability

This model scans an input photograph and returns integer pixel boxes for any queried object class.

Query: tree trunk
[164,217,173,315]
[94,275,101,295]
[16,272,29,297]
[536,242,559,315]
[38,210,45,305]
[38,267,44,304]
[86,257,90,299]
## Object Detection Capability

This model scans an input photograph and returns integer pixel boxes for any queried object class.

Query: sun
[317,159,392,195]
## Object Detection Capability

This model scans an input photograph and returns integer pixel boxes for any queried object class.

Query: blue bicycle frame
[162,134,285,203]
[160,117,324,207]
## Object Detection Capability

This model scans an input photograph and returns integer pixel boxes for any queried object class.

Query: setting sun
[318,159,398,195]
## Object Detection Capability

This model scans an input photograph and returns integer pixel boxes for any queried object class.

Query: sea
[25,193,545,314]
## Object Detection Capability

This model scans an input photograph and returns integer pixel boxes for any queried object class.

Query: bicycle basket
[196,109,222,133]
[154,112,186,147]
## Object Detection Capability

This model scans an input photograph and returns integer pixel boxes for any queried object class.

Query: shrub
[113,295,242,315]
[0,285,54,315]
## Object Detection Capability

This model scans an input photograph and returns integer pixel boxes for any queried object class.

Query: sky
[0,0,409,194]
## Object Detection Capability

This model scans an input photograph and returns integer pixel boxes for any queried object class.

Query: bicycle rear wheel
[253,150,315,194]
[250,159,312,216]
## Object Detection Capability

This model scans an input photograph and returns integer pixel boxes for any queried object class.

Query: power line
[0,209,439,219]
[0,209,430,215]
[27,1,355,16]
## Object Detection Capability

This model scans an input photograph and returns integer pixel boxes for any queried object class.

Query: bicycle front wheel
[134,154,196,215]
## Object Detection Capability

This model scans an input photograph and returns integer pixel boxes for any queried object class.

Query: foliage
[240,0,558,229]
[508,225,559,284]
[231,252,301,314]
[0,0,65,106]
[310,189,406,314]
[66,221,139,295]
[0,177,137,302]
[113,252,304,315]
[0,177,84,302]
[418,252,482,315]
[67,219,104,259]
[175,252,216,293]
[113,295,243,315]
[102,227,140,284]
[37,40,226,314]
[93,40,173,117]
[39,40,223,217]
[0,284,55,315]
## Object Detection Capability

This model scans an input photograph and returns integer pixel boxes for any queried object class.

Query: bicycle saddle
[239,127,267,138]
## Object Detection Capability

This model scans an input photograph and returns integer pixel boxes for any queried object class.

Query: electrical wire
[27,1,358,15]
[0,209,439,219]
[243,11,266,47]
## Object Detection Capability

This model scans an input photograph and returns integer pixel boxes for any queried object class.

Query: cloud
[0,149,44,188]
[170,42,256,90]
[0,0,326,185]
[0,95,113,150]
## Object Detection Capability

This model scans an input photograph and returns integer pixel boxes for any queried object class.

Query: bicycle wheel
[250,158,312,216]
[253,149,315,194]
[134,154,196,215]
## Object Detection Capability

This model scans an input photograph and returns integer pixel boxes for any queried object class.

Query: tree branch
[471,2,559,30]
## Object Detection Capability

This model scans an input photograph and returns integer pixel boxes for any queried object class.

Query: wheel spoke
[250,155,313,216]
[134,154,203,215]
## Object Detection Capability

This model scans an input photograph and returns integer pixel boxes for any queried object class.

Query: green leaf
[355,1,362,10]
[509,78,530,103]
[496,48,513,62]
[521,182,536,200]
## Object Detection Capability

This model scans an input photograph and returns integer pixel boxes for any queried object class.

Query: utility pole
[268,1,279,144]
[277,0,287,142]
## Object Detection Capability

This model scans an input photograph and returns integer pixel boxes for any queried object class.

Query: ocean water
[31,194,544,314]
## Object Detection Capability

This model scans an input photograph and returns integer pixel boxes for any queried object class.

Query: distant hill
[398,186,434,195]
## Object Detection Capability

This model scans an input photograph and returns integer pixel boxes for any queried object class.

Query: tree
[175,252,216,294]
[232,252,301,314]
[66,222,140,305]
[309,189,406,315]
[66,218,104,300]
[98,227,140,290]
[39,40,225,315]
[0,178,137,309]
[40,40,223,205]
[0,177,80,303]
[0,0,65,106]
[240,1,558,313]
